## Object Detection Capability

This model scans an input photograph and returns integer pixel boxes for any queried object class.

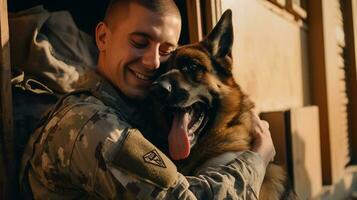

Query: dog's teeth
[188,107,193,114]
[187,112,192,121]
[199,112,204,121]
[188,134,194,142]
[190,118,201,133]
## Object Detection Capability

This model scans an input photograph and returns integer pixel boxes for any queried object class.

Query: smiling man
[20,0,275,199]
[96,1,180,100]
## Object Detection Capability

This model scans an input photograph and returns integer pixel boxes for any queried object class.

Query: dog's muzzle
[151,80,172,101]
[150,80,189,105]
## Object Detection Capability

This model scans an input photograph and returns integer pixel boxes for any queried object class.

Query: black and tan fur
[149,10,298,200]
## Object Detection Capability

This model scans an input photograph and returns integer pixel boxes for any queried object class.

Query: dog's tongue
[168,111,190,160]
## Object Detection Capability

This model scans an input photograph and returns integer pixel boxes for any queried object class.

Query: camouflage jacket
[20,75,267,200]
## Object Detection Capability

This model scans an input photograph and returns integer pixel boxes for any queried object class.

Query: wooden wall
[219,0,355,197]
[221,0,310,113]
[308,0,350,184]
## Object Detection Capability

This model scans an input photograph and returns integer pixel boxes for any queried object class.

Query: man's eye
[131,40,148,48]
[130,35,149,48]
[159,50,172,56]
[159,46,175,57]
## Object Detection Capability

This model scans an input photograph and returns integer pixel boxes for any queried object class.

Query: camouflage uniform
[20,75,267,200]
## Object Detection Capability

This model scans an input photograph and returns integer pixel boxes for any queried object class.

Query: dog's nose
[151,80,172,101]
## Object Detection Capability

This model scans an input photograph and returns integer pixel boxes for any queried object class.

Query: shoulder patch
[102,129,178,189]
[143,149,166,168]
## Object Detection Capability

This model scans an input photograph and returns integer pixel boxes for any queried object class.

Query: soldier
[20,0,275,199]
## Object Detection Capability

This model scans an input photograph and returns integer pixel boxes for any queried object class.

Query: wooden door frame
[342,0,357,165]
[307,0,353,185]
[0,0,15,198]
[185,0,222,43]
[202,0,222,35]
[185,0,203,43]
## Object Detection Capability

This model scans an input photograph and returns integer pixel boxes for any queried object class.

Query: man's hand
[251,113,276,167]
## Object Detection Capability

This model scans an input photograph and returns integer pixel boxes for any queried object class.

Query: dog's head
[150,10,238,160]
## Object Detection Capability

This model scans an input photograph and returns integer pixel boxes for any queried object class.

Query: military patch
[104,129,178,189]
[143,149,166,168]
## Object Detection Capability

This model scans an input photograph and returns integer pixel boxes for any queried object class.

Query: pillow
[9,5,98,94]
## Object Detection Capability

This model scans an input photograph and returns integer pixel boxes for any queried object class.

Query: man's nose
[142,46,160,70]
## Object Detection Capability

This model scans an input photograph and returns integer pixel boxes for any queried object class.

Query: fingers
[252,113,263,134]
[252,113,270,135]
[262,120,269,129]
[251,112,276,166]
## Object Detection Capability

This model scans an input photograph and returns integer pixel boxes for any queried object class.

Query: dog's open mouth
[168,102,208,160]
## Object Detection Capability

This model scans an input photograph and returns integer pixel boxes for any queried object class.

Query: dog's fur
[148,10,298,200]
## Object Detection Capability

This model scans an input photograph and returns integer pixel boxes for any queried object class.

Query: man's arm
[69,109,273,199]
[98,114,273,199]
[184,151,266,199]
[104,149,266,200]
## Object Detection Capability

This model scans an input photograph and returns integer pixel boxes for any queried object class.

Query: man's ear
[96,22,110,51]
[204,9,233,58]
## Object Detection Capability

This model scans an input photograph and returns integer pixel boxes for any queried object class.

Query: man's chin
[125,88,149,100]
[118,80,151,100]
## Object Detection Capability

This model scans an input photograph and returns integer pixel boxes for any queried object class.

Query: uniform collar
[80,70,139,123]
[79,69,156,136]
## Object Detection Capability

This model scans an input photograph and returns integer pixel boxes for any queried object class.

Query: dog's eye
[181,64,200,73]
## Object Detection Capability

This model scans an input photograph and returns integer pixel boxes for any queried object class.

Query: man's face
[96,3,181,99]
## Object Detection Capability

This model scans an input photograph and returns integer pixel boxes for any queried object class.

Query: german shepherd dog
[148,9,298,200]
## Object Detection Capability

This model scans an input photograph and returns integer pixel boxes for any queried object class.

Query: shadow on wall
[292,132,312,199]
[299,26,311,106]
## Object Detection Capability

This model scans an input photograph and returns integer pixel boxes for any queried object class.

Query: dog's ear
[204,9,233,58]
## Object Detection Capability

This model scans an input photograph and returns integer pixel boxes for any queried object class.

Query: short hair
[104,0,181,29]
